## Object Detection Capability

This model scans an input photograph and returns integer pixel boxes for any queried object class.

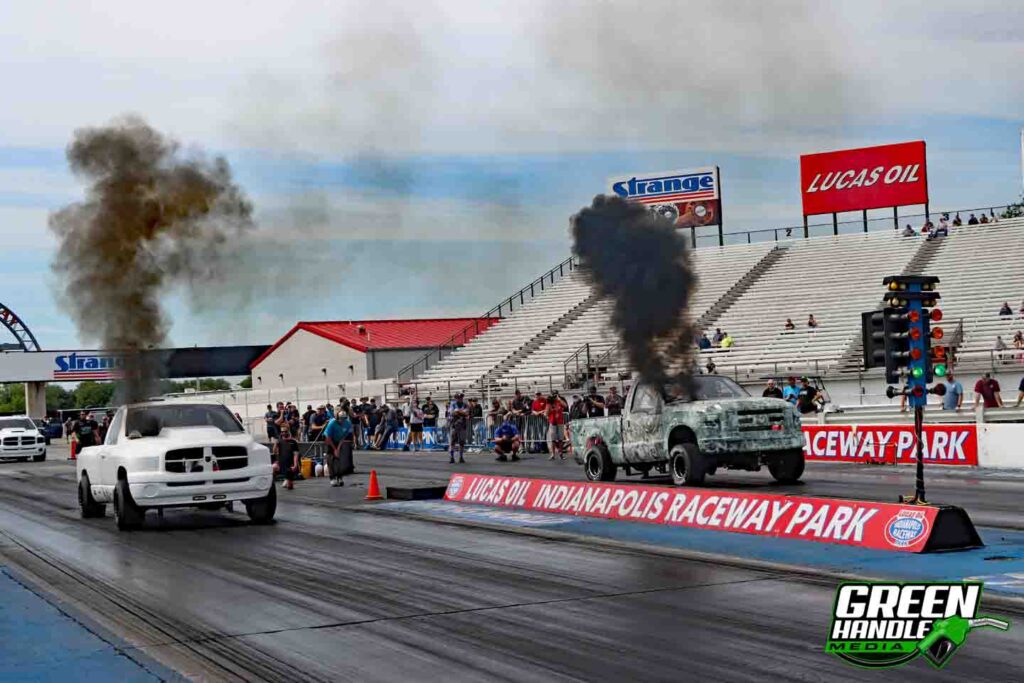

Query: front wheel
[33,452,46,462]
[584,448,616,482]
[768,449,805,483]
[78,474,105,518]
[670,443,707,486]
[113,479,144,530]
[245,484,277,524]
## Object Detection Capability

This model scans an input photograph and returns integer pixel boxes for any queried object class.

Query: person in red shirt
[546,395,567,460]
[973,372,1003,409]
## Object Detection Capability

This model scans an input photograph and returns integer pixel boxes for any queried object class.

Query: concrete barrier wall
[978,423,1024,470]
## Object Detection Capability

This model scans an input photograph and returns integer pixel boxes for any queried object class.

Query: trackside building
[248,319,497,387]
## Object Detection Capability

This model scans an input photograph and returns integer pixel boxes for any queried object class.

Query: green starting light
[911,366,925,379]
[934,363,947,378]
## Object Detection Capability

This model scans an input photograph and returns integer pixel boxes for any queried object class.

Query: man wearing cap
[795,377,823,415]
[584,385,605,418]
[448,393,470,464]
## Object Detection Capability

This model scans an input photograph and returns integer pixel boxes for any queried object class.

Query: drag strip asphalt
[0,452,1021,681]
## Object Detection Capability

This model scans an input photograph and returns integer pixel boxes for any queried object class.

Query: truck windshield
[0,417,36,430]
[664,376,750,402]
[126,405,242,437]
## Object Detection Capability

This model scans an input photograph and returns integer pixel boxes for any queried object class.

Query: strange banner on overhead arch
[609,167,721,229]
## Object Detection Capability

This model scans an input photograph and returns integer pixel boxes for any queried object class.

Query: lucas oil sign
[609,167,721,229]
[800,141,928,216]
[445,474,942,552]
[802,425,978,466]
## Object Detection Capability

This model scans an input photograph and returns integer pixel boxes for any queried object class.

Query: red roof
[250,318,499,368]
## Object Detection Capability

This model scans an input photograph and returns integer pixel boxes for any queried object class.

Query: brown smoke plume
[571,195,696,389]
[49,116,255,403]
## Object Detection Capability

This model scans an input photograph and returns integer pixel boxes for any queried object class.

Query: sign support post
[832,213,838,235]
[862,209,868,233]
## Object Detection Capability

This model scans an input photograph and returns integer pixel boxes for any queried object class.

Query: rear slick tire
[584,448,616,482]
[246,484,277,524]
[113,479,144,530]
[670,443,707,486]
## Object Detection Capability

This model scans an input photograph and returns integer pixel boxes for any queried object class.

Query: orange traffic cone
[69,440,77,461]
[365,469,383,500]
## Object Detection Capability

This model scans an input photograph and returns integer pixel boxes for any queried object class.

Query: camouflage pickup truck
[569,375,805,486]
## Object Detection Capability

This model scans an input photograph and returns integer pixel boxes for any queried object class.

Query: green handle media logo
[826,581,1010,669]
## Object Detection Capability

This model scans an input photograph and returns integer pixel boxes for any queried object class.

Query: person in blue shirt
[493,419,521,462]
[942,372,964,411]
[782,376,800,405]
[324,411,353,487]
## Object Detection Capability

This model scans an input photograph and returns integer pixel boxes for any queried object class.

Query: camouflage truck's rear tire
[768,448,805,483]
[670,443,707,486]
[584,448,616,482]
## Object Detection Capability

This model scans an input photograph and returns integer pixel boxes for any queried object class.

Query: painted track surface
[0,454,1021,681]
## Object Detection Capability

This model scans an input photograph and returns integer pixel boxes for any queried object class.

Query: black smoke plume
[571,195,697,388]
[49,116,255,403]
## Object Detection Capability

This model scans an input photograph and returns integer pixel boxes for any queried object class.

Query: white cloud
[2,1,1022,156]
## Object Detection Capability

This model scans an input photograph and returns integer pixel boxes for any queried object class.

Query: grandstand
[398,217,1024,394]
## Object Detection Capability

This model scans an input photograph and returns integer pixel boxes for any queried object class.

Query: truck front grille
[2,438,18,446]
[165,447,205,473]
[736,409,786,432]
[212,446,248,471]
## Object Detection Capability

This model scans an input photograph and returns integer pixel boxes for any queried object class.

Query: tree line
[0,378,235,415]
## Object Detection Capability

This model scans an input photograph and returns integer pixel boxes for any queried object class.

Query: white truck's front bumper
[127,466,274,507]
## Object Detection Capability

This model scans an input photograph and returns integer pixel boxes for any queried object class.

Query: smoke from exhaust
[571,195,696,388]
[49,116,255,402]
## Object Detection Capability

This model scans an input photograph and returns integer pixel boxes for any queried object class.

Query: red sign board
[800,141,928,216]
[444,474,940,552]
[802,424,978,466]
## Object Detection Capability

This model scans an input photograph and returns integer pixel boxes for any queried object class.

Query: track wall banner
[802,424,978,466]
[609,167,721,229]
[800,141,928,216]
[444,474,949,552]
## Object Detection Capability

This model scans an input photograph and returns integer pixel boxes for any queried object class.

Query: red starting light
[909,327,922,340]
[908,310,921,323]
[931,327,944,340]
[930,309,943,322]
[933,346,947,359]
[912,386,925,398]
[910,348,923,360]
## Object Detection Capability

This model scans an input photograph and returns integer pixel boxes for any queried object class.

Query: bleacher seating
[923,217,1024,368]
[412,268,594,386]
[400,217,1024,390]
[497,242,776,381]
[698,230,919,377]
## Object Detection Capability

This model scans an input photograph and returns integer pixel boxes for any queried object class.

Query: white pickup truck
[76,401,276,530]
[0,415,47,461]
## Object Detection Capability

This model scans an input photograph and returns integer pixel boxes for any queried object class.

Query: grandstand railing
[696,204,1015,249]
[396,255,581,383]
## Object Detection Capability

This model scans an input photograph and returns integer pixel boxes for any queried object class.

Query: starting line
[443,474,982,553]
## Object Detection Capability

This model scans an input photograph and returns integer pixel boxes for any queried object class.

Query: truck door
[96,408,125,493]
[623,384,663,463]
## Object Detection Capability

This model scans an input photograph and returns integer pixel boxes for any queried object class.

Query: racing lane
[0,456,1021,681]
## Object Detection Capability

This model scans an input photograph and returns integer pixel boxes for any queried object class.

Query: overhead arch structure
[0,302,41,352]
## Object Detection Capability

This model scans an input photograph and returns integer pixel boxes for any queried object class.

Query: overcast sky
[1,0,1023,349]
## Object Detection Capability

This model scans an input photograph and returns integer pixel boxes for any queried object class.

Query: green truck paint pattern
[570,379,804,480]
